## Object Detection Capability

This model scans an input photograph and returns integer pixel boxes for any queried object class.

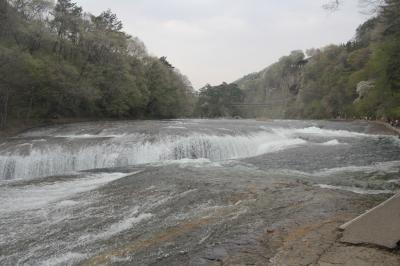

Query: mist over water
[1,119,399,265]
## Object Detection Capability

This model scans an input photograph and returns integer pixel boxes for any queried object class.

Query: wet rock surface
[0,120,399,265]
[73,165,399,266]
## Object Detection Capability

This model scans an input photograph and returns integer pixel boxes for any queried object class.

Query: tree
[381,0,400,34]
[0,0,197,128]
[51,0,82,56]
[145,59,191,118]
[92,9,123,32]
[159,56,174,68]
[195,83,243,118]
[127,37,147,59]
[9,0,53,20]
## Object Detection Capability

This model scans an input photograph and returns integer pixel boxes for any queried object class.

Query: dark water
[0,119,399,265]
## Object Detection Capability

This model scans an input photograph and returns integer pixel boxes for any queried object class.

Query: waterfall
[0,131,306,180]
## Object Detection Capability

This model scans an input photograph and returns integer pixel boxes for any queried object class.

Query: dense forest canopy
[195,83,243,118]
[0,0,195,128]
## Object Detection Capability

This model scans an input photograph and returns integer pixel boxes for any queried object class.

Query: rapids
[0,119,399,265]
[1,119,395,181]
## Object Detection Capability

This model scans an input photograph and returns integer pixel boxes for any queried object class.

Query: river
[0,119,399,265]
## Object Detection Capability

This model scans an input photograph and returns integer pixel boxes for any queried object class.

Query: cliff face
[234,51,306,118]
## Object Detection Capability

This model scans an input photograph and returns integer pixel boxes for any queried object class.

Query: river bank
[375,121,400,135]
[216,185,400,266]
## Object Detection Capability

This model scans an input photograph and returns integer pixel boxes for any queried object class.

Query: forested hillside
[194,82,243,118]
[235,0,400,120]
[0,0,195,129]
[2,0,399,126]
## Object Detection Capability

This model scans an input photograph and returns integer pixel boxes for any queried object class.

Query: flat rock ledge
[340,193,400,249]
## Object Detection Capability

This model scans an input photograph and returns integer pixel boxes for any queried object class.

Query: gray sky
[75,0,367,89]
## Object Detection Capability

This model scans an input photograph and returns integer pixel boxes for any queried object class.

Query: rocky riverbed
[0,119,399,265]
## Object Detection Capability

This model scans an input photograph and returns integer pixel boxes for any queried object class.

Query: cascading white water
[0,131,306,180]
[1,123,377,181]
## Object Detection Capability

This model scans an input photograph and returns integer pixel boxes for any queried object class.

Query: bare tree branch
[358,0,384,15]
[323,0,384,14]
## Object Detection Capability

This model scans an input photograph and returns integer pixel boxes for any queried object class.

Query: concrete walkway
[375,121,400,135]
[340,193,400,249]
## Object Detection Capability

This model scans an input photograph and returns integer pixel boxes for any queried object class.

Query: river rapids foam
[0,126,371,180]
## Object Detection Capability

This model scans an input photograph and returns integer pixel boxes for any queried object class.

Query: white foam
[291,126,369,137]
[41,252,87,266]
[320,139,342,146]
[272,161,400,180]
[316,184,392,195]
[267,126,370,138]
[163,126,187,129]
[56,200,79,207]
[17,143,33,147]
[0,172,137,213]
[257,138,306,154]
[218,128,234,132]
[80,210,153,243]
[55,133,126,139]
[151,158,221,168]
[0,124,383,181]
[110,256,131,263]
[102,213,152,237]
[315,161,400,177]
[0,132,307,180]
[32,139,46,142]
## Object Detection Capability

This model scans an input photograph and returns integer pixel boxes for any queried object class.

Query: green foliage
[353,34,400,118]
[381,0,400,35]
[355,17,378,47]
[0,0,195,128]
[195,83,244,118]
[145,59,193,118]
[235,0,400,120]
[234,50,306,118]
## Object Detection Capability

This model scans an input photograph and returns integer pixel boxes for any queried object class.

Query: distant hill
[234,50,306,118]
[234,0,400,120]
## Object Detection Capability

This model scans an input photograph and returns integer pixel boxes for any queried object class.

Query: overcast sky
[75,0,367,89]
